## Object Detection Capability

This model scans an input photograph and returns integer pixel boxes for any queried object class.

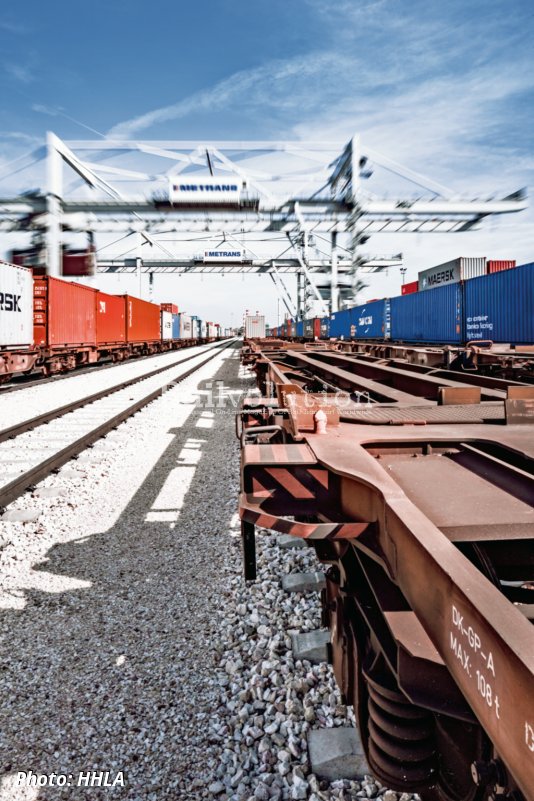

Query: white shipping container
[245,315,265,338]
[207,322,217,338]
[161,310,173,340]
[418,257,486,291]
[179,314,192,338]
[0,260,33,348]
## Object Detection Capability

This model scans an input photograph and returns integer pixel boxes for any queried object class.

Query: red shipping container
[33,277,97,347]
[487,260,516,274]
[401,281,418,295]
[96,291,126,344]
[122,295,160,343]
[160,302,178,314]
[313,318,321,338]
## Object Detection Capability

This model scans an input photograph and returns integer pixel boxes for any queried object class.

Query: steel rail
[0,342,225,444]
[0,340,233,510]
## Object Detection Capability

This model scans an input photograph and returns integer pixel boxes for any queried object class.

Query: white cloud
[5,63,33,83]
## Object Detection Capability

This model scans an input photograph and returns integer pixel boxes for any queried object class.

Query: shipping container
[200,320,207,338]
[349,299,389,339]
[161,310,173,340]
[319,317,330,339]
[401,280,418,295]
[304,318,313,338]
[463,262,534,344]
[178,314,193,339]
[207,322,217,338]
[34,277,97,347]
[0,260,33,348]
[172,313,181,339]
[96,291,126,345]
[122,295,160,343]
[313,318,321,339]
[391,282,462,343]
[487,260,516,274]
[296,320,304,338]
[418,257,486,291]
[245,315,265,338]
[161,302,179,314]
[328,309,351,339]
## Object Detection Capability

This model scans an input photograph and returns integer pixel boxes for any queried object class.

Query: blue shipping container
[328,309,351,339]
[172,313,180,338]
[390,283,462,343]
[464,262,534,344]
[320,317,330,338]
[296,319,304,338]
[349,299,389,339]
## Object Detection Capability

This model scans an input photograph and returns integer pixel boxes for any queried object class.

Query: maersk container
[0,260,33,348]
[464,262,534,344]
[122,295,160,343]
[245,315,265,338]
[418,257,486,291]
[349,299,389,339]
[329,309,351,339]
[161,310,173,340]
[96,291,126,345]
[172,313,181,339]
[487,260,516,274]
[34,277,97,347]
[179,314,193,339]
[390,283,462,344]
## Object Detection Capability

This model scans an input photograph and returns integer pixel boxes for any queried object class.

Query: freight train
[270,260,534,348]
[0,261,222,383]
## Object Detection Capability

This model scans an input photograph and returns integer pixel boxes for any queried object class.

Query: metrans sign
[169,176,241,204]
[203,250,244,262]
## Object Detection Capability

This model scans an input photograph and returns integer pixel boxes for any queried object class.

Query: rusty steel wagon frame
[238,345,534,801]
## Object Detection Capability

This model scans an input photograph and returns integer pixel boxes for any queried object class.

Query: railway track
[238,342,534,801]
[0,339,233,511]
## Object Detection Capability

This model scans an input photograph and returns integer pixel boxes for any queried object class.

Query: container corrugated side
[296,320,304,338]
[207,322,217,338]
[328,309,351,339]
[161,310,173,340]
[171,313,181,338]
[487,260,516,274]
[304,319,313,338]
[161,303,178,314]
[34,277,97,347]
[179,314,193,338]
[464,263,534,344]
[0,260,33,348]
[418,257,486,291]
[320,317,330,338]
[244,315,265,338]
[96,291,126,345]
[401,280,418,295]
[123,295,160,343]
[349,299,388,339]
[391,283,462,343]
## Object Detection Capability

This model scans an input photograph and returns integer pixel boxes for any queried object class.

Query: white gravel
[0,344,418,801]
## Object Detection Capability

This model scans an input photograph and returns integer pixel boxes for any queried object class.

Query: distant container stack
[401,280,418,295]
[418,257,486,291]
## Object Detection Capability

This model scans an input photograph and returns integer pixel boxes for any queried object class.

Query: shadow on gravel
[0,343,250,800]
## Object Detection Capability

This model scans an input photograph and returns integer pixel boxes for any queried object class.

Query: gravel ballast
[0,343,418,801]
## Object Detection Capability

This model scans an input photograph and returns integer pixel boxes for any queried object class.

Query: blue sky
[1,0,533,325]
